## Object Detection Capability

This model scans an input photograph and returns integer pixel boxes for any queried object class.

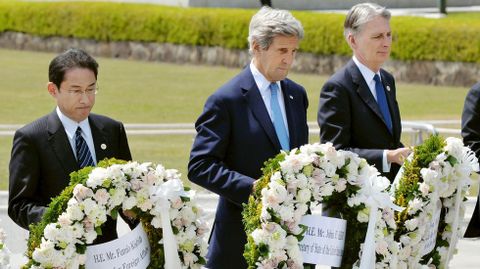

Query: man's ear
[252,40,261,53]
[47,82,58,97]
[347,33,357,49]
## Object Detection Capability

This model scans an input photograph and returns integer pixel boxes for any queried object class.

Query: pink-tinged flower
[58,212,73,226]
[171,197,184,209]
[73,184,93,201]
[82,217,94,230]
[145,171,157,185]
[94,188,110,206]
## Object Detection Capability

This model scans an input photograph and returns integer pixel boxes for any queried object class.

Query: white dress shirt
[352,56,390,172]
[250,61,290,132]
[56,107,97,165]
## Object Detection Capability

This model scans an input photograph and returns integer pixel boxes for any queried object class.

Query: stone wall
[1,31,478,87]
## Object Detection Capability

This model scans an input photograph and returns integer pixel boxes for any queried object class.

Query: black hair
[48,48,99,88]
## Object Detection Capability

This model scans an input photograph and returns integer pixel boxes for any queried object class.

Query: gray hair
[344,2,391,38]
[247,6,304,55]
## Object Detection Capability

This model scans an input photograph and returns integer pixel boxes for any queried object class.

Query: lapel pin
[101,144,107,150]
[386,86,391,92]
[289,95,294,100]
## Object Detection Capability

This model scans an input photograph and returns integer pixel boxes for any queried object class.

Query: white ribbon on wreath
[445,147,479,265]
[358,174,404,269]
[150,179,185,269]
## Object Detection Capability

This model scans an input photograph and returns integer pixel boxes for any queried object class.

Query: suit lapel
[47,111,79,175]
[241,68,281,151]
[89,116,111,162]
[281,80,297,148]
[350,61,392,135]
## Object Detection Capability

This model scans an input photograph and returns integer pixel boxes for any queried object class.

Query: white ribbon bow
[151,179,185,269]
[359,174,404,269]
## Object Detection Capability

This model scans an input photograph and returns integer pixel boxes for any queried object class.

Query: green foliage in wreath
[24,159,126,269]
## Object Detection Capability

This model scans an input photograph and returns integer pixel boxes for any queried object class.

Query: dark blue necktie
[373,74,392,133]
[270,83,290,151]
[75,127,95,168]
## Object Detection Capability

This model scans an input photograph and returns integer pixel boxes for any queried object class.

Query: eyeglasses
[61,87,98,97]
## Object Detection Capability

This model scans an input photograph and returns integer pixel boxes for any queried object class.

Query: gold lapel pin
[101,144,107,150]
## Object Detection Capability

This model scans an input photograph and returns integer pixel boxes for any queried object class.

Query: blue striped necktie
[270,83,290,151]
[75,126,95,168]
[373,74,393,133]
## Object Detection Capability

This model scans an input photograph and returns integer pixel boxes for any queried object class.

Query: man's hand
[387,147,412,165]
[123,209,137,221]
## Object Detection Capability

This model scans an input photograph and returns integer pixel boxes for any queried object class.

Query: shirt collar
[352,55,381,84]
[250,61,281,95]
[56,107,90,139]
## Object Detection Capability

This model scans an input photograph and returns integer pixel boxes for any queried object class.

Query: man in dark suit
[8,48,132,243]
[461,82,480,237]
[188,6,308,269]
[318,3,410,182]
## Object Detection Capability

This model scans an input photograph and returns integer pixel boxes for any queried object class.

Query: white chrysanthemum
[251,229,269,245]
[408,198,423,215]
[405,219,418,231]
[86,167,108,189]
[66,203,84,221]
[280,152,313,175]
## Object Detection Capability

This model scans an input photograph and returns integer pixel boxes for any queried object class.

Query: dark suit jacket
[318,59,403,181]
[461,82,480,237]
[188,66,309,269]
[8,110,132,243]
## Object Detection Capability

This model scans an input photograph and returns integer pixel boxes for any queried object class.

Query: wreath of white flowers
[388,136,479,269]
[242,143,399,269]
[0,226,11,268]
[24,160,208,269]
[243,138,479,269]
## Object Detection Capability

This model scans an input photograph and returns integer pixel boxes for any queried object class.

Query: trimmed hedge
[0,1,479,63]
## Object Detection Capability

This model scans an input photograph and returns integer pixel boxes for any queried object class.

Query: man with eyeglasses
[8,48,132,244]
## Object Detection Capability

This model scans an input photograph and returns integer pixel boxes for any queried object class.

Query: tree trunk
[439,0,447,14]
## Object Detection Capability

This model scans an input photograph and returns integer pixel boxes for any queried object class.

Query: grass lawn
[0,48,472,190]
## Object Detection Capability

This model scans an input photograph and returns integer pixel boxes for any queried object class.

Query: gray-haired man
[318,2,410,183]
[188,6,309,268]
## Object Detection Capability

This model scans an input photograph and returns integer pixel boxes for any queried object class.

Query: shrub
[0,1,479,63]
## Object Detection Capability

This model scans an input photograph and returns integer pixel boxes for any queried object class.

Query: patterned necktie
[373,74,393,133]
[270,83,290,151]
[75,126,95,168]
